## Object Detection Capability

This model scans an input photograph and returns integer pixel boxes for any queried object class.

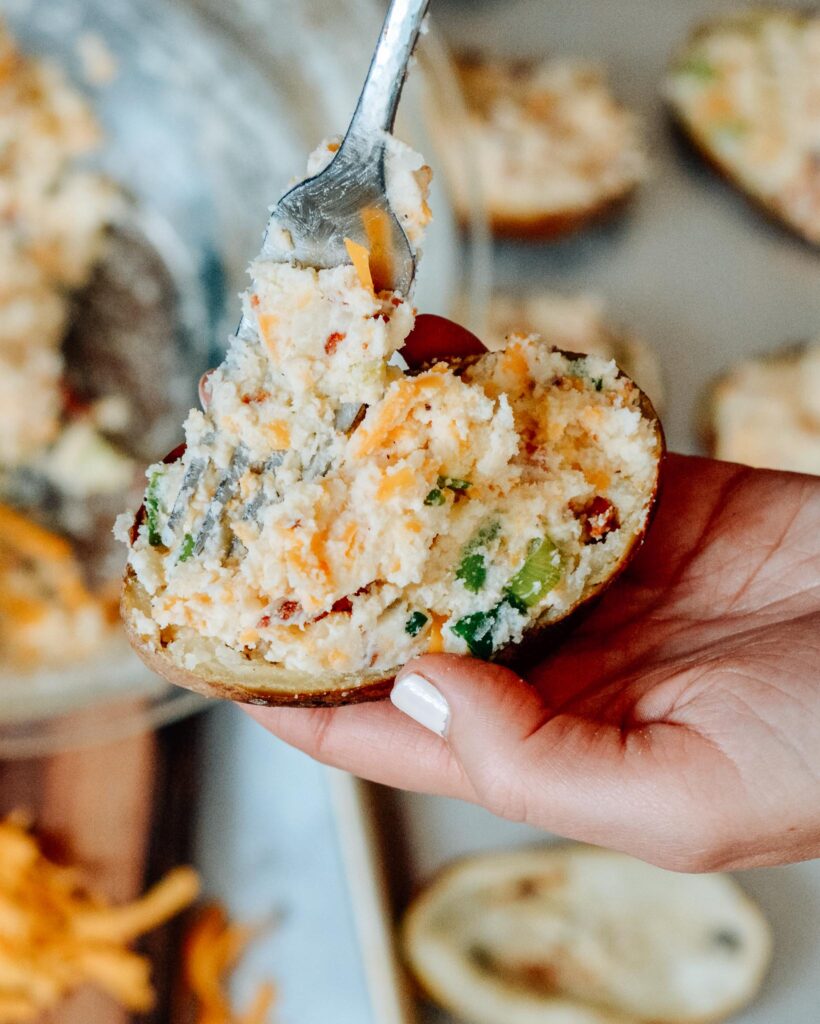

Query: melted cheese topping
[439,56,648,222]
[666,9,820,244]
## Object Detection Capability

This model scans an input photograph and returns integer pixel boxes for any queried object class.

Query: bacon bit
[570,495,620,543]
[249,293,260,308]
[257,614,271,628]
[325,331,346,355]
[60,381,91,416]
[327,140,340,153]
[391,296,403,307]
[241,389,269,404]
[552,375,585,392]
[314,581,381,622]
[276,600,301,622]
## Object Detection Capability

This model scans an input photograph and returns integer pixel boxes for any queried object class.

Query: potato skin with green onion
[122,342,664,708]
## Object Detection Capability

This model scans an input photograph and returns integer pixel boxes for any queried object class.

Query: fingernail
[391,673,450,738]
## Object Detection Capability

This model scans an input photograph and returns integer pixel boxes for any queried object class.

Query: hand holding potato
[250,454,820,872]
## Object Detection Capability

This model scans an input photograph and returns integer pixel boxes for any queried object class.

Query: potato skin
[122,567,396,708]
[401,843,768,1024]
[486,189,637,242]
[121,349,665,708]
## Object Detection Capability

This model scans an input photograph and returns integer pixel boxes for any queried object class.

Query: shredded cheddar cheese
[361,206,394,292]
[184,904,276,1024]
[344,237,374,294]
[0,814,199,1023]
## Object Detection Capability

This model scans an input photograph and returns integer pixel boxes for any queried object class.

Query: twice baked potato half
[435,54,648,240]
[119,139,663,708]
[121,320,663,707]
[402,845,773,1024]
[703,339,820,475]
[666,8,820,246]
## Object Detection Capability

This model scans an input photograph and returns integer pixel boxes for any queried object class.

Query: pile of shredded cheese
[0,813,199,1022]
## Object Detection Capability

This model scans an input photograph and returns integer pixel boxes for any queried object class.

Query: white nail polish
[391,673,450,738]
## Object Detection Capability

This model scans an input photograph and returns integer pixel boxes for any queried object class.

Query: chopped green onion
[405,611,429,637]
[437,475,471,493]
[677,56,717,80]
[471,520,501,548]
[145,471,164,548]
[593,377,604,392]
[505,537,562,611]
[424,488,445,506]
[178,533,195,563]
[451,607,499,660]
[456,520,501,594]
[456,552,487,593]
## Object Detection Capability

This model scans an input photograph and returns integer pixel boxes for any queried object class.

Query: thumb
[391,654,552,823]
[391,655,704,866]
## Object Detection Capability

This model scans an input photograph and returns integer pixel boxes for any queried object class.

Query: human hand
[248,455,820,872]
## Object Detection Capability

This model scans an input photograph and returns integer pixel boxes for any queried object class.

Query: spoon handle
[345,0,430,151]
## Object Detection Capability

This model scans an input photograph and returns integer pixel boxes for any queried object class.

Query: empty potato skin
[121,329,665,708]
[401,844,771,1024]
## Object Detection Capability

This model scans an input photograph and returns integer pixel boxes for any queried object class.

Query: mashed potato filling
[122,141,659,678]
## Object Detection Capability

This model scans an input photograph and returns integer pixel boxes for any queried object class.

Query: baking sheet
[340,1,820,1022]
